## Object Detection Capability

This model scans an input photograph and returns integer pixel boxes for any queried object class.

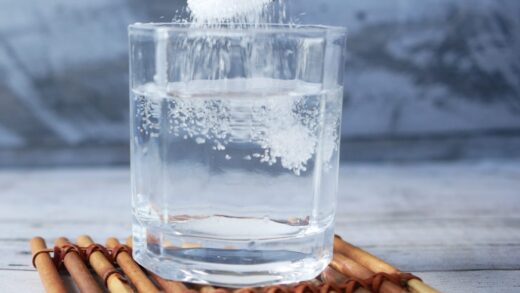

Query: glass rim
[128,22,347,35]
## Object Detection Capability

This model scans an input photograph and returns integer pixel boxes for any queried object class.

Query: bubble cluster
[167,96,232,151]
[133,79,341,175]
[135,95,161,138]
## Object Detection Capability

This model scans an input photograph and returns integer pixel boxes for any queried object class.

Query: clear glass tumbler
[129,23,346,287]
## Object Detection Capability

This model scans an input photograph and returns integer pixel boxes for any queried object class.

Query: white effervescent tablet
[188,0,271,21]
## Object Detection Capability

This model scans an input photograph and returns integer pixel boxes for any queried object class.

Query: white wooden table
[1,161,519,292]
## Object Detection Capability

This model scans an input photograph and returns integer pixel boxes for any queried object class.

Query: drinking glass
[129,23,346,287]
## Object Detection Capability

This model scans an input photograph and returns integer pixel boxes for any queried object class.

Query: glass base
[132,223,334,287]
[135,249,330,287]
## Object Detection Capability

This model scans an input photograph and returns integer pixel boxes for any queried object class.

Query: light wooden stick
[408,280,440,293]
[379,280,407,293]
[334,237,397,274]
[320,266,350,285]
[77,235,134,293]
[106,237,159,293]
[125,236,190,293]
[320,266,371,293]
[331,254,404,293]
[201,286,230,293]
[150,272,192,293]
[334,236,440,293]
[55,237,102,293]
[30,237,67,293]
[331,253,373,279]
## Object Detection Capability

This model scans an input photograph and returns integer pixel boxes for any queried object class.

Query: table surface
[0,160,519,292]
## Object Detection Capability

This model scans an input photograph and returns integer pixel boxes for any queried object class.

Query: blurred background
[1,0,519,166]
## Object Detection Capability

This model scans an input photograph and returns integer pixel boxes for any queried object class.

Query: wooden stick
[330,254,373,280]
[320,267,371,293]
[234,288,258,293]
[320,266,350,285]
[334,237,397,274]
[334,236,440,293]
[55,237,102,293]
[201,286,231,293]
[30,237,67,293]
[262,286,289,293]
[77,235,134,293]
[150,272,192,293]
[408,280,440,293]
[106,237,159,293]
[125,236,190,293]
[331,254,404,293]
[379,281,406,293]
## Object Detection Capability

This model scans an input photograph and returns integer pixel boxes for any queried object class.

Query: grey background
[0,0,519,166]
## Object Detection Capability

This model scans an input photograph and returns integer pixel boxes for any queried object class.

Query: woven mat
[30,235,440,293]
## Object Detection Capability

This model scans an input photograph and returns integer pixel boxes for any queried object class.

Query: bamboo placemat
[30,235,440,293]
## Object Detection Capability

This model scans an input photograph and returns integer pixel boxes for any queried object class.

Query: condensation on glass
[129,23,347,287]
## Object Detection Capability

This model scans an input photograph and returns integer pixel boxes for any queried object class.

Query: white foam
[187,0,272,22]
